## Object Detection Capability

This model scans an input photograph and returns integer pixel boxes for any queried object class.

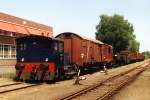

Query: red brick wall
[0,59,16,66]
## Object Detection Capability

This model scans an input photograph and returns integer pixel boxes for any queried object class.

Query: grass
[0,66,16,79]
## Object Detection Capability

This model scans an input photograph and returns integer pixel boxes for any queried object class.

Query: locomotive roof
[56,32,104,44]
[17,35,63,42]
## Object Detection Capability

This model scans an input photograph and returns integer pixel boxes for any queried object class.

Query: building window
[4,45,10,58]
[0,45,3,58]
[0,44,16,59]
[11,46,16,58]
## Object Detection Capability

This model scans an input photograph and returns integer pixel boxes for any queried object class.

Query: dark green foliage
[95,14,140,53]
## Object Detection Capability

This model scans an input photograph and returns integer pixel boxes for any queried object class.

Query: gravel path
[111,66,150,100]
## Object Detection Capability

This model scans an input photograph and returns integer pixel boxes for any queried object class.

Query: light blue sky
[0,0,149,51]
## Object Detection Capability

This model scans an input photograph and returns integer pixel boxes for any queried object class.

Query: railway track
[57,62,150,100]
[0,82,42,94]
[0,82,22,87]
[0,61,148,96]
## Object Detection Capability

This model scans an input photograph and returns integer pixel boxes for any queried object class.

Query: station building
[0,12,53,66]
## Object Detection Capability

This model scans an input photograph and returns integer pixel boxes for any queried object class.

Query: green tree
[142,51,150,58]
[128,39,140,52]
[95,14,140,53]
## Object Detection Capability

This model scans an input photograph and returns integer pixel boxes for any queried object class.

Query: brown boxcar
[129,51,142,62]
[115,50,131,65]
[56,32,113,68]
[115,50,143,65]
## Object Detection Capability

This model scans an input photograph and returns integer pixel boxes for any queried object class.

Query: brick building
[0,12,53,66]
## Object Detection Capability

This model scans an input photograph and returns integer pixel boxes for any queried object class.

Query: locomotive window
[59,42,63,52]
[54,42,58,51]
[20,44,23,50]
[32,42,37,45]
[20,43,26,51]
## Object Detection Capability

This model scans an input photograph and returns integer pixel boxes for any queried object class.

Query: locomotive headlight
[21,58,24,62]
[45,58,49,62]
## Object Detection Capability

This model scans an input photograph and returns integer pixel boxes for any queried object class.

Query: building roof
[0,12,53,36]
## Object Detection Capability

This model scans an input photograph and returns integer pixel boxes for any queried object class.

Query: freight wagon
[114,50,144,65]
[56,32,113,70]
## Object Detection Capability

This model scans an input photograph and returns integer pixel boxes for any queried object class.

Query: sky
[0,0,149,52]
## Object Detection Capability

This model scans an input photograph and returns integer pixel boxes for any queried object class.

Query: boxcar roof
[56,32,104,44]
[104,43,113,48]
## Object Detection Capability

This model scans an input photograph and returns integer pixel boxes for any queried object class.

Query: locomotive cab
[15,35,64,82]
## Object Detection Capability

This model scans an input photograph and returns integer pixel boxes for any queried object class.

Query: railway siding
[0,83,42,94]
[111,68,150,100]
[57,62,150,100]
